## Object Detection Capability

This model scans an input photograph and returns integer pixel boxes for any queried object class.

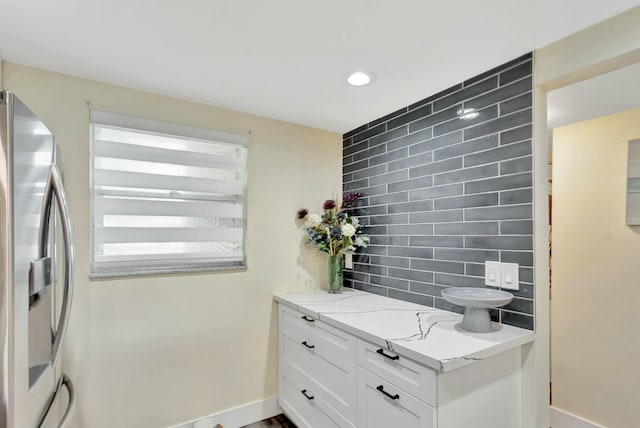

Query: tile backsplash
[342,53,534,330]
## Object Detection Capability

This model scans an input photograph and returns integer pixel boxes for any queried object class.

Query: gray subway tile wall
[343,53,534,330]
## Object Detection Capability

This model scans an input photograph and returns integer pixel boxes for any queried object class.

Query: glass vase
[328,255,344,294]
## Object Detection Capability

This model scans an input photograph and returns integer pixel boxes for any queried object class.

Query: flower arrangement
[296,192,369,293]
[296,192,369,257]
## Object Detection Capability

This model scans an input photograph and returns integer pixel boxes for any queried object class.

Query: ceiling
[1,0,639,133]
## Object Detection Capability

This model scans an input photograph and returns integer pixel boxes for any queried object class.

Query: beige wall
[551,109,640,428]
[1,62,341,428]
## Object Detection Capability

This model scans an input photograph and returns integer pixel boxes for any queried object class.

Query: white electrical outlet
[484,261,501,287]
[500,262,519,290]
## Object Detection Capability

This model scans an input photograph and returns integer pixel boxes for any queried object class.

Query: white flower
[355,235,369,248]
[305,214,322,228]
[341,223,356,237]
[352,217,360,227]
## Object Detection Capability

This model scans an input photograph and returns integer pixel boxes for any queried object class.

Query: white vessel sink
[441,287,514,333]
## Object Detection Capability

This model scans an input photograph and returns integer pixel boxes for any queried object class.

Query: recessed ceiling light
[345,70,377,87]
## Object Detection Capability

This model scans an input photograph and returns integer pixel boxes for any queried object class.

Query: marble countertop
[274,289,535,372]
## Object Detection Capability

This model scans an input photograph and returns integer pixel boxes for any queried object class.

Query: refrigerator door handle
[38,164,75,368]
[37,374,76,428]
[58,374,75,428]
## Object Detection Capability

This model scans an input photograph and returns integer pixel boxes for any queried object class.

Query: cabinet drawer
[280,305,356,362]
[281,325,357,422]
[280,367,355,428]
[357,339,437,406]
[357,367,436,428]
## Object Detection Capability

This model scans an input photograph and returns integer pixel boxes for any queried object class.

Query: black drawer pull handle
[376,385,400,400]
[301,315,315,323]
[376,348,399,360]
[301,341,315,349]
[301,389,314,400]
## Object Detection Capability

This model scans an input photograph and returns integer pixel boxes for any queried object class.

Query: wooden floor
[241,413,296,428]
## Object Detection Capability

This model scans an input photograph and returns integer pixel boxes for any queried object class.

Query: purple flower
[323,199,336,210]
[341,192,361,209]
[296,208,309,219]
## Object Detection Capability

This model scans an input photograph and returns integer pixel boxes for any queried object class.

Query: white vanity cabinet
[279,305,436,428]
[278,305,357,427]
[275,291,533,428]
[356,340,437,428]
[357,339,436,405]
[357,367,436,428]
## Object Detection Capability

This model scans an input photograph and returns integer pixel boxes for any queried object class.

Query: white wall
[536,6,640,91]
[1,61,341,428]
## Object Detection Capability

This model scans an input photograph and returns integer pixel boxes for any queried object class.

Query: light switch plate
[485,261,500,287]
[345,253,353,269]
[500,262,519,290]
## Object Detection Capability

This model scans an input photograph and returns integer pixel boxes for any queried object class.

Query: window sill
[89,264,248,280]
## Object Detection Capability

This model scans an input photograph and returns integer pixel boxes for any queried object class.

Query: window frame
[89,110,248,278]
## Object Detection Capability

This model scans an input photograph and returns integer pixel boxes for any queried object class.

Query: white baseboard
[550,406,605,428]
[170,397,282,428]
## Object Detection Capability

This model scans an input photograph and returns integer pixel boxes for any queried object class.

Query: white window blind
[90,110,248,277]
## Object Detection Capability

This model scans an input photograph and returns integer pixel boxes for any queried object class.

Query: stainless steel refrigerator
[0,91,75,428]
